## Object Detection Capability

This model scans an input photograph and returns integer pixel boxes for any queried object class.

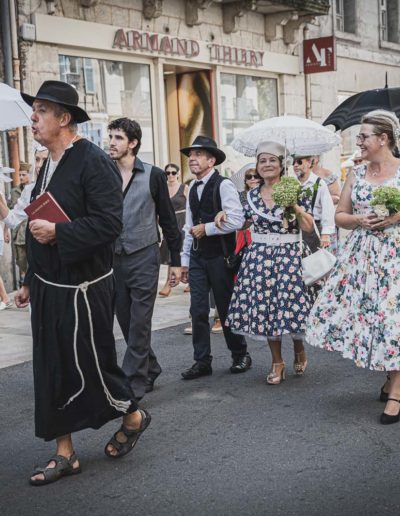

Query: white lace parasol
[231,115,341,157]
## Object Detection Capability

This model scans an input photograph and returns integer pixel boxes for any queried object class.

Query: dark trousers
[189,252,247,365]
[114,244,162,400]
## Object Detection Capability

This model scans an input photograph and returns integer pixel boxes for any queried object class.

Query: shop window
[220,73,278,146]
[380,0,399,43]
[335,0,357,34]
[59,55,154,162]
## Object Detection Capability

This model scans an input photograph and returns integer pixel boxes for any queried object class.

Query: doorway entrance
[164,65,214,181]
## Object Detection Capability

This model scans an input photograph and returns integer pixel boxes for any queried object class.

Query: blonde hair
[361,109,400,151]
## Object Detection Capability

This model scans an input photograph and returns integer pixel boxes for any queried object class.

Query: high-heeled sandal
[380,374,390,402]
[266,362,286,385]
[380,398,400,425]
[294,351,308,376]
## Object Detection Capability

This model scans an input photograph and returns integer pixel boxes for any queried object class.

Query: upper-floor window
[336,0,357,33]
[380,0,399,43]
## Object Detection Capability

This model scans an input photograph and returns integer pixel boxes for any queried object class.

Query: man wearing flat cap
[178,136,251,379]
[14,80,150,486]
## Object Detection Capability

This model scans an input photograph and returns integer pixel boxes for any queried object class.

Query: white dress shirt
[301,171,335,235]
[181,169,244,267]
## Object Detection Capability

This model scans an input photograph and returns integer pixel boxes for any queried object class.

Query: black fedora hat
[21,80,90,124]
[180,136,226,166]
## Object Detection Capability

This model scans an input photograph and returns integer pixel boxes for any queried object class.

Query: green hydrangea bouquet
[272,177,310,228]
[371,185,400,218]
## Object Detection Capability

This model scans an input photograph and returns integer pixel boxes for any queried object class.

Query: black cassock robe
[25,138,137,441]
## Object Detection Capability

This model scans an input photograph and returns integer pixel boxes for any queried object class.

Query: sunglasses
[245,174,260,180]
[293,159,303,165]
[165,171,178,176]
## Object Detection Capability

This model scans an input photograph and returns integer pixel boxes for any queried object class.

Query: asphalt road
[0,324,399,516]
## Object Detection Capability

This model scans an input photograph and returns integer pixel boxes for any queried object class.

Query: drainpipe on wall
[0,0,19,289]
[303,24,312,119]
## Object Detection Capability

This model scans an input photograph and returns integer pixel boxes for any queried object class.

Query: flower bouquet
[272,177,310,228]
[371,185,400,219]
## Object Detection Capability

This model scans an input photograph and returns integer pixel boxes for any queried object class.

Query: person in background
[0,220,12,310]
[312,155,341,205]
[33,145,49,179]
[9,162,31,285]
[293,155,336,254]
[235,165,261,256]
[159,163,188,297]
[306,109,400,425]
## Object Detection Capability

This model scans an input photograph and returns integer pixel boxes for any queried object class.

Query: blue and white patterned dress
[227,185,316,340]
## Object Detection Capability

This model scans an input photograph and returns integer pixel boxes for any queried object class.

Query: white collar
[299,171,319,187]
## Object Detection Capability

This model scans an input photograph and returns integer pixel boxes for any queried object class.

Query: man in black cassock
[15,80,151,486]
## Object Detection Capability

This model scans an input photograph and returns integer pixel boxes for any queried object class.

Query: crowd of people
[0,79,399,487]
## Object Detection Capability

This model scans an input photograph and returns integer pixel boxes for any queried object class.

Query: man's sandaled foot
[105,408,151,459]
[30,453,81,486]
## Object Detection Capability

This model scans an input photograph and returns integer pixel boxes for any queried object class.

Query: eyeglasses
[245,174,260,180]
[165,171,178,176]
[356,133,376,143]
[293,159,303,165]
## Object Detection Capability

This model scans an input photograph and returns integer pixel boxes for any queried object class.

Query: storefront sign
[113,29,200,58]
[208,44,263,67]
[303,36,336,74]
[113,29,263,67]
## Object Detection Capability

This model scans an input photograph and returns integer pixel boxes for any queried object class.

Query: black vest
[189,171,236,258]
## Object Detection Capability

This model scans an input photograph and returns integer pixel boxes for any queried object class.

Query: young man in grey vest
[178,136,251,380]
[108,118,182,400]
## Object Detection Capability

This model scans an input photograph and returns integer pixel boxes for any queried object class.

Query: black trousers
[189,252,247,365]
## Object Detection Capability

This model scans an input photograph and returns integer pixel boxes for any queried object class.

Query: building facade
[1,0,400,285]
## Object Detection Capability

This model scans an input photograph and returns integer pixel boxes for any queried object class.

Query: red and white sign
[303,36,336,74]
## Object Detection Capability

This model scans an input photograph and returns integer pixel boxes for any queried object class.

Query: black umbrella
[323,87,400,131]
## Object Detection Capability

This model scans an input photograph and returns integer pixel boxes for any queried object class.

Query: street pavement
[0,267,400,515]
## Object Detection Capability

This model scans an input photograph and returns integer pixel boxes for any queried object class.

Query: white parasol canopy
[231,115,341,157]
[0,83,32,130]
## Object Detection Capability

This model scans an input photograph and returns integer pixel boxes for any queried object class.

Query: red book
[24,191,71,223]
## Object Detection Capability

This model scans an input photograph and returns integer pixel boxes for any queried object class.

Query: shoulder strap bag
[300,219,336,286]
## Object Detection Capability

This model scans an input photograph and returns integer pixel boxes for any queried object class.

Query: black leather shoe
[380,398,400,425]
[181,362,212,380]
[145,372,161,393]
[230,354,252,374]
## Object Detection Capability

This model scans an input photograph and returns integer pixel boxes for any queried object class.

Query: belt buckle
[270,234,280,245]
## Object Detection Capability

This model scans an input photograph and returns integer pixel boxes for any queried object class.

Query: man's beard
[113,147,131,161]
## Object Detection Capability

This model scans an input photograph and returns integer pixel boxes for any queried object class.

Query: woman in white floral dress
[223,141,316,385]
[306,110,400,424]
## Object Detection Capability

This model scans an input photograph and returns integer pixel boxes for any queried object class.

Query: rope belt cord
[34,269,131,413]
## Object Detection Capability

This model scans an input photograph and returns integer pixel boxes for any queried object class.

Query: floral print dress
[306,164,400,371]
[227,185,316,340]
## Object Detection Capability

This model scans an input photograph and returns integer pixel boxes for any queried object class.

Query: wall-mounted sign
[113,29,263,67]
[113,29,200,58]
[303,36,336,74]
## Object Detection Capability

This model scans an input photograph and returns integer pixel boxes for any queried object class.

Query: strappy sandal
[105,408,151,459]
[29,452,81,486]
[294,351,308,376]
[266,363,286,385]
[380,398,400,425]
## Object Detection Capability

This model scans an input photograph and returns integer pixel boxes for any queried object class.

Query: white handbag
[300,221,336,286]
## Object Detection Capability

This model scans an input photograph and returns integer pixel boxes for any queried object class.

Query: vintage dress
[306,164,400,371]
[26,139,137,441]
[227,185,316,339]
